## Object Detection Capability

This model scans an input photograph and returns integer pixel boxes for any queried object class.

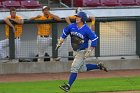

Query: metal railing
[0,16,140,61]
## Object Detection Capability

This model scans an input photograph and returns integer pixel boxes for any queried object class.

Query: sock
[68,73,77,87]
[86,64,99,71]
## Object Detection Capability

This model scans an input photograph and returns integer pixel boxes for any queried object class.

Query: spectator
[0,7,23,61]
[30,6,61,62]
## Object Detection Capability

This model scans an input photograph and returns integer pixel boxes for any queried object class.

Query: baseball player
[65,7,95,31]
[30,6,61,62]
[57,12,108,92]
[0,7,23,59]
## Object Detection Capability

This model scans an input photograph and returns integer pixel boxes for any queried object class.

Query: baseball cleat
[98,62,108,72]
[59,83,70,92]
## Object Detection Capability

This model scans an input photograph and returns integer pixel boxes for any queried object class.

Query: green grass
[0,76,140,93]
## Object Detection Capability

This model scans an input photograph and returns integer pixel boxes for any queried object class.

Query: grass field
[0,76,140,93]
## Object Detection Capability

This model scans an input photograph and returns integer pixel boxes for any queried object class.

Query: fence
[0,16,140,62]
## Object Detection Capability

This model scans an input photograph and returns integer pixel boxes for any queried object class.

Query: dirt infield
[0,69,140,82]
[99,91,140,93]
[0,69,140,93]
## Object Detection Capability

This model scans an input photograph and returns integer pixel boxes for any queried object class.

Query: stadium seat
[83,0,102,7]
[101,0,120,6]
[21,0,41,9]
[119,0,137,6]
[136,0,140,5]
[61,0,71,7]
[74,0,83,7]
[2,0,21,8]
[0,1,3,8]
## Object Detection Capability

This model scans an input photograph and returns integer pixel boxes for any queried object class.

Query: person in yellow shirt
[30,6,61,62]
[65,7,95,31]
[0,7,23,59]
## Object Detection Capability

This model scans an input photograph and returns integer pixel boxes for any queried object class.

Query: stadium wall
[0,59,140,74]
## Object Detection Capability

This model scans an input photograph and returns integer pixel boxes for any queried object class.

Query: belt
[15,37,20,39]
[40,35,49,38]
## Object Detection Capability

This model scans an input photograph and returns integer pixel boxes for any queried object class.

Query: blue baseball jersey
[61,23,98,50]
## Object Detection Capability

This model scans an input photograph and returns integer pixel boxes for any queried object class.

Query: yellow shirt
[5,15,22,38]
[35,15,53,36]
[69,15,76,19]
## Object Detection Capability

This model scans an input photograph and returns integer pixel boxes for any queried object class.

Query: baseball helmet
[75,12,87,23]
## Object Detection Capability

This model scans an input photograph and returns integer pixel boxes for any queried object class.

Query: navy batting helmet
[75,12,87,23]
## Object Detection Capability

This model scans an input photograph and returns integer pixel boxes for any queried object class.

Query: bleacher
[0,1,2,8]
[100,0,120,7]
[20,0,41,9]
[0,0,41,9]
[0,0,140,10]
[62,0,140,7]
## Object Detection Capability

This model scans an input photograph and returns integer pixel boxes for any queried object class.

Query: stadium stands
[61,0,71,7]
[2,0,21,8]
[101,0,120,6]
[136,0,140,5]
[0,1,2,8]
[0,0,139,9]
[61,0,139,7]
[83,0,102,7]
[119,0,137,6]
[20,0,41,9]
[74,0,83,7]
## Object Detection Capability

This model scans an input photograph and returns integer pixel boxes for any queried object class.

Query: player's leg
[0,39,9,58]
[86,64,99,71]
[86,63,108,72]
[0,45,4,58]
[43,37,51,61]
[15,38,21,58]
[37,36,45,62]
[97,62,108,72]
[59,51,85,92]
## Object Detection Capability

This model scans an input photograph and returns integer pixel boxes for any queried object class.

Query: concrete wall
[1,7,140,19]
[0,59,140,74]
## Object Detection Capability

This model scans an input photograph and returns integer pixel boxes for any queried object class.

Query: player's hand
[47,11,51,15]
[85,47,94,58]
[85,50,92,58]
[89,16,95,21]
[55,37,64,50]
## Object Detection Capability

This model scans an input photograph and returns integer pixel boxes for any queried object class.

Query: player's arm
[65,17,72,25]
[29,15,41,20]
[88,29,98,47]
[89,16,95,31]
[85,29,98,58]
[65,16,76,25]
[4,17,15,31]
[10,17,24,24]
[4,17,14,28]
[48,11,61,21]
[56,25,71,49]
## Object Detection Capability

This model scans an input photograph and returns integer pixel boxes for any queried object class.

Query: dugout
[0,7,140,73]
[0,7,140,60]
